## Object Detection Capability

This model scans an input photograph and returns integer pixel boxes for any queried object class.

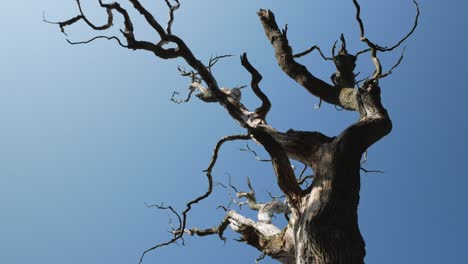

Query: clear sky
[0,0,466,263]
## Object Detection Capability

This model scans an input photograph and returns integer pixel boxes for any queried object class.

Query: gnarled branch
[138,134,250,263]
[352,0,418,81]
[241,53,271,120]
[257,9,359,111]
[164,0,180,36]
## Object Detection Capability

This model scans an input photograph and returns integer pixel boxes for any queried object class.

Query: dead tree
[47,0,419,263]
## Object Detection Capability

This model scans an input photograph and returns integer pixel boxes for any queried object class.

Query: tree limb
[257,9,359,111]
[163,0,180,36]
[250,127,304,205]
[240,53,271,120]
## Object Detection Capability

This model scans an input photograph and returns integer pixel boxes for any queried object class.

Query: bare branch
[226,173,239,193]
[182,214,231,242]
[170,90,194,104]
[236,177,261,211]
[256,253,267,263]
[44,0,114,35]
[66,36,127,48]
[49,1,182,59]
[76,0,113,31]
[240,53,272,119]
[378,47,406,79]
[215,177,247,211]
[43,11,75,36]
[297,175,314,186]
[293,45,333,61]
[299,162,308,178]
[240,144,272,162]
[205,135,251,173]
[257,9,359,111]
[180,210,294,262]
[145,203,182,233]
[164,0,180,35]
[355,48,371,58]
[268,191,286,200]
[178,66,202,83]
[207,54,233,72]
[352,0,418,81]
[360,167,384,174]
[297,162,313,186]
[128,0,167,38]
[376,0,419,52]
[355,76,369,87]
[352,0,382,80]
[139,134,251,263]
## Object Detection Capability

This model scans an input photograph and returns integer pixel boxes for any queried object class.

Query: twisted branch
[164,0,180,36]
[352,0,418,81]
[139,134,250,263]
[240,53,271,119]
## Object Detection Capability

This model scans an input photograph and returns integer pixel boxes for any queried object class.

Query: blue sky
[0,0,466,263]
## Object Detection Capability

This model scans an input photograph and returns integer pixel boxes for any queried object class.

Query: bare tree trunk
[270,83,391,264]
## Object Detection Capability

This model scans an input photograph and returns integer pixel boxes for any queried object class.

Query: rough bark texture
[49,1,416,263]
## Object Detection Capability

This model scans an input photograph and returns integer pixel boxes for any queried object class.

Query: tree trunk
[295,142,365,264]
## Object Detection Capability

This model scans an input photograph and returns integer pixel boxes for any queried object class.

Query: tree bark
[276,83,391,264]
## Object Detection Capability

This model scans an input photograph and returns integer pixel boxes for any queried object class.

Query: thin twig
[293,45,333,60]
[207,54,233,72]
[240,144,272,162]
[170,90,194,104]
[256,253,266,263]
[66,36,127,47]
[360,167,384,174]
[378,47,407,79]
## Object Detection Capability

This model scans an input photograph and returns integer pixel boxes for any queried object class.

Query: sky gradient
[0,0,466,263]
